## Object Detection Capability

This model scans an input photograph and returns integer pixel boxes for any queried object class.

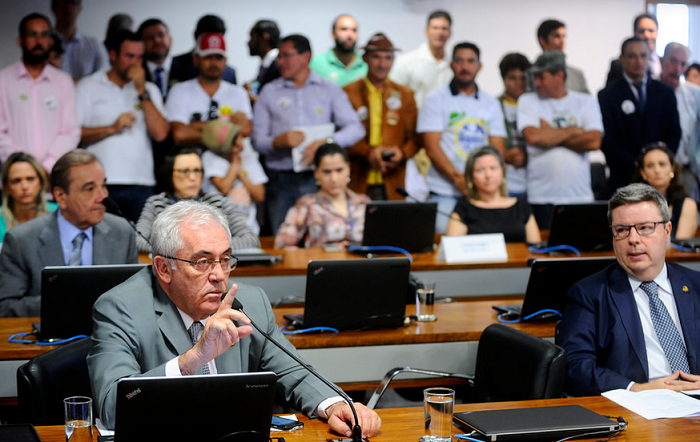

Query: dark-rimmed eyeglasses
[161,255,238,273]
[610,221,667,239]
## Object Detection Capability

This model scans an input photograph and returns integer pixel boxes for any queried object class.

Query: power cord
[528,245,581,256]
[497,309,562,324]
[9,332,88,345]
[279,326,339,334]
[346,245,413,262]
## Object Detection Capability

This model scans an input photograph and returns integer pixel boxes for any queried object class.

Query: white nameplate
[437,233,508,263]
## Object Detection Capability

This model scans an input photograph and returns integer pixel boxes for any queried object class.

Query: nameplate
[437,234,508,263]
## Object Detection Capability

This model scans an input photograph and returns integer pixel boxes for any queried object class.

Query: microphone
[101,197,151,247]
[396,186,462,222]
[231,299,368,442]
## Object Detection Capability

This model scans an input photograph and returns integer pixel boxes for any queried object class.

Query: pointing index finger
[219,283,238,312]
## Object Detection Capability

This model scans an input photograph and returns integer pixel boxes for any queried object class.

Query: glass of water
[64,396,92,442]
[419,387,455,442]
[416,279,437,321]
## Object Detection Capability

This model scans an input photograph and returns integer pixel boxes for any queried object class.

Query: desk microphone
[395,186,462,222]
[101,197,151,247]
[231,299,368,442]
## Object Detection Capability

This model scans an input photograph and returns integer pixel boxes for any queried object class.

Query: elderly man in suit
[599,37,681,197]
[0,149,138,317]
[559,183,700,396]
[87,200,381,438]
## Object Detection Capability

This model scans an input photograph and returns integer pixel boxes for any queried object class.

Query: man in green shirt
[310,14,367,87]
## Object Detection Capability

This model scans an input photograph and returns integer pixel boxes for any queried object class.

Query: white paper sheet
[291,123,335,172]
[602,388,700,419]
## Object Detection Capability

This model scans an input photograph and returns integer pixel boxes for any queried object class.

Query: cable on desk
[456,434,486,441]
[497,309,562,324]
[528,245,581,256]
[8,332,88,345]
[346,245,413,262]
[279,326,339,334]
[671,242,695,253]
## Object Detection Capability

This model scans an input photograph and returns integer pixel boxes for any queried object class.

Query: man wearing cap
[417,42,506,233]
[75,30,169,222]
[343,33,418,201]
[598,37,680,197]
[517,50,603,228]
[252,34,364,233]
[310,14,367,87]
[166,32,252,148]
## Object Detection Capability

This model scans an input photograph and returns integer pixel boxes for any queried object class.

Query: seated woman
[0,152,58,243]
[275,141,369,249]
[634,142,698,239]
[685,63,700,87]
[446,145,541,243]
[135,147,260,253]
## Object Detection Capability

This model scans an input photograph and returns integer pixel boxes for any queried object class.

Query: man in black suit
[244,19,281,104]
[598,37,681,197]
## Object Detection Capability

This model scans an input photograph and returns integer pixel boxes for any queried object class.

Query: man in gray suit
[87,201,381,437]
[0,150,138,317]
[536,19,589,94]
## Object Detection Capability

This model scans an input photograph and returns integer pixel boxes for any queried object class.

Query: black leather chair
[16,337,93,425]
[366,323,566,409]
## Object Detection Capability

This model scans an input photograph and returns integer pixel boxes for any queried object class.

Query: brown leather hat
[362,32,400,53]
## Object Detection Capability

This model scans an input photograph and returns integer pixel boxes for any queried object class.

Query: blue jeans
[265,170,315,234]
[428,193,458,234]
[106,185,154,223]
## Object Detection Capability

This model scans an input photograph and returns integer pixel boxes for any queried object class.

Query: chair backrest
[16,337,93,425]
[472,324,566,402]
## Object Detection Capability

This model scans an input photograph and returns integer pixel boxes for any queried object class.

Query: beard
[22,46,49,65]
[334,37,356,55]
[454,76,475,90]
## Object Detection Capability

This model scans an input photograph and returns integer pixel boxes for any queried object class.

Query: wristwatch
[137,91,151,102]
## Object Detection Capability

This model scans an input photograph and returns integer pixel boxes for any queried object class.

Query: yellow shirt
[366,78,384,185]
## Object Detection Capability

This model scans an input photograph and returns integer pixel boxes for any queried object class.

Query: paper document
[602,388,700,419]
[291,123,335,172]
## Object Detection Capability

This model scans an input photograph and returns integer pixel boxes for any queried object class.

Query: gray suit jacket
[566,65,589,94]
[0,211,138,317]
[87,268,336,430]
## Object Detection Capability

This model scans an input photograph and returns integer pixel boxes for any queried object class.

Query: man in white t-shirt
[76,30,169,222]
[417,42,506,233]
[517,51,603,228]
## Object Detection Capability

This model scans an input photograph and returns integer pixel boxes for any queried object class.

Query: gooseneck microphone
[101,197,151,246]
[395,186,462,222]
[231,299,368,442]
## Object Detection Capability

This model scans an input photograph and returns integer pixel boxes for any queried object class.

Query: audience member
[245,19,281,102]
[446,145,540,243]
[633,142,697,239]
[88,200,381,437]
[0,13,80,174]
[135,147,259,253]
[275,142,369,249]
[47,32,65,69]
[252,34,364,232]
[170,15,238,85]
[686,63,700,86]
[137,18,175,99]
[0,150,138,317]
[599,37,681,198]
[76,30,169,223]
[535,19,589,93]
[559,183,700,396]
[0,152,58,243]
[518,51,603,228]
[498,53,531,197]
[418,42,506,233]
[343,33,418,201]
[606,13,661,86]
[104,13,133,48]
[310,15,367,87]
[52,0,108,81]
[201,121,267,236]
[659,42,700,200]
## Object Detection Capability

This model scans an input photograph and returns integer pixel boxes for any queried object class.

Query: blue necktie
[155,67,164,97]
[640,281,691,373]
[187,321,211,375]
[633,83,645,113]
[68,233,86,266]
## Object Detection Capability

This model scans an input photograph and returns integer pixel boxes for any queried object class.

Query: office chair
[366,323,566,409]
[16,337,93,425]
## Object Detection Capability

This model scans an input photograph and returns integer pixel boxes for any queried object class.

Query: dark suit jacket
[257,57,280,91]
[559,262,700,396]
[87,268,337,429]
[170,51,237,87]
[0,212,139,317]
[598,78,681,196]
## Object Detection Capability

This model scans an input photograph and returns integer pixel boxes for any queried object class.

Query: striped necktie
[187,321,211,375]
[68,232,86,266]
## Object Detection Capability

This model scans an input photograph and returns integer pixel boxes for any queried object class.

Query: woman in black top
[446,145,540,243]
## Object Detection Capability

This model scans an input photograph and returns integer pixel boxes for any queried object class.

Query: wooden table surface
[34,395,700,441]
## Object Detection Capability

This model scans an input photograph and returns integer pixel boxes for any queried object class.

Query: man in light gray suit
[87,201,381,438]
[536,19,589,94]
[0,150,138,317]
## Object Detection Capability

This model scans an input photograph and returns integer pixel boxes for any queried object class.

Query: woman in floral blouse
[275,142,370,249]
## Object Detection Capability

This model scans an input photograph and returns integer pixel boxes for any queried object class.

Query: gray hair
[608,183,670,225]
[151,200,231,268]
[663,41,691,59]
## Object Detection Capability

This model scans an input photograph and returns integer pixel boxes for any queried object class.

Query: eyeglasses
[173,168,203,176]
[610,221,667,239]
[208,100,219,121]
[161,255,238,273]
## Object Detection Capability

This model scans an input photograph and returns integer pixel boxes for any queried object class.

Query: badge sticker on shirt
[386,93,402,110]
[44,96,58,110]
[330,72,339,81]
[315,107,324,116]
[356,106,368,121]
[220,105,232,116]
[277,97,292,110]
[621,99,636,115]
[19,93,28,101]
[386,110,399,126]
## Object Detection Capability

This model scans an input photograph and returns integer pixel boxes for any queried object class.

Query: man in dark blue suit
[599,37,681,197]
[559,183,700,396]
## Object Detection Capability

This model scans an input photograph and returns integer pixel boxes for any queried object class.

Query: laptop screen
[547,203,612,251]
[362,201,437,252]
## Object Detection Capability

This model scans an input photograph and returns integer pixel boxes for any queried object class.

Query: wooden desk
[34,396,700,441]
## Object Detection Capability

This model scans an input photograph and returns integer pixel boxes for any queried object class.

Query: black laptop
[454,405,624,442]
[493,257,615,321]
[115,372,277,442]
[37,264,146,340]
[547,202,612,251]
[284,258,410,331]
[362,201,437,252]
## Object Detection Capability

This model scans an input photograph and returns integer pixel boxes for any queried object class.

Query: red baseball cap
[196,33,226,57]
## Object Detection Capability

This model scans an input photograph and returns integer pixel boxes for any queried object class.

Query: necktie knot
[640,280,658,298]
